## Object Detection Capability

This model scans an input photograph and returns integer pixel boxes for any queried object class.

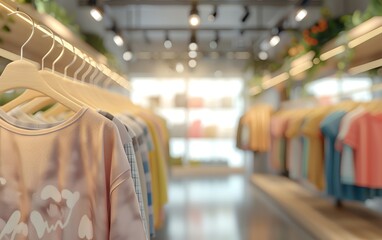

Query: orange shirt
[344,112,382,188]
[239,105,272,152]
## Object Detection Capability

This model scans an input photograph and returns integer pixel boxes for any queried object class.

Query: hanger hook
[99,67,111,86]
[8,11,35,60]
[74,54,87,80]
[94,65,105,85]
[64,45,78,78]
[38,24,55,70]
[52,37,65,73]
[90,63,99,84]
[81,58,94,82]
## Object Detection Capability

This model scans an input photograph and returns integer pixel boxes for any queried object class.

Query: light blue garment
[320,111,370,201]
[341,145,355,185]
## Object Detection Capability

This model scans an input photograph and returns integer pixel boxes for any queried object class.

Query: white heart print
[41,185,62,202]
[30,185,80,238]
[61,189,80,208]
[78,215,93,240]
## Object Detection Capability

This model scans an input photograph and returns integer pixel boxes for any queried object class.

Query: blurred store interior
[1,0,382,239]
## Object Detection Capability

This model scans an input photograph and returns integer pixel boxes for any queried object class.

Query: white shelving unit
[131,77,244,167]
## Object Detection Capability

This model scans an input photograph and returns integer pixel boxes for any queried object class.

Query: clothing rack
[0,1,130,91]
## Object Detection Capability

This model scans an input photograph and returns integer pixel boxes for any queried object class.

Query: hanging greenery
[13,0,120,73]
[249,0,382,97]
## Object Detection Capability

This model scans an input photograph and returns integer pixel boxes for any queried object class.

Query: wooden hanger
[0,12,81,112]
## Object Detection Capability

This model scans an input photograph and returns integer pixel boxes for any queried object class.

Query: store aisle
[155,175,315,240]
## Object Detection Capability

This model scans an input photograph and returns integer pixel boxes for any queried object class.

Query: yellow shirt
[137,112,168,229]
[301,108,331,190]
[240,105,272,152]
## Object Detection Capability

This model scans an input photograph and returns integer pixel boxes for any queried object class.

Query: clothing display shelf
[131,77,244,167]
[251,16,382,94]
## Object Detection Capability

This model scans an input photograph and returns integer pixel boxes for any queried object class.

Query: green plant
[13,0,122,73]
[83,32,109,55]
[33,0,81,36]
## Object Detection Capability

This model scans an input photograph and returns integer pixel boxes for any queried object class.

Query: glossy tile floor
[155,175,315,240]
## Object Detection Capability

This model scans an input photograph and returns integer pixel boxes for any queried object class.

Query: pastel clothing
[0,108,146,239]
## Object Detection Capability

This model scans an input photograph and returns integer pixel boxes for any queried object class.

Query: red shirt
[344,112,382,188]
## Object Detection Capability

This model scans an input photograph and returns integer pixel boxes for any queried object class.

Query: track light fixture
[241,6,250,23]
[123,51,133,62]
[189,31,198,51]
[209,31,219,49]
[208,5,218,22]
[269,35,280,47]
[113,34,124,47]
[258,51,268,60]
[189,2,200,27]
[269,27,282,47]
[295,0,308,22]
[295,8,307,22]
[188,50,197,58]
[188,59,197,68]
[123,45,133,62]
[89,0,104,22]
[164,31,172,49]
[111,22,124,47]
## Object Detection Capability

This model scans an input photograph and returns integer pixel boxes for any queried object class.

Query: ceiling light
[164,31,172,49]
[295,8,308,22]
[176,63,184,73]
[189,14,200,27]
[188,59,197,68]
[209,41,218,49]
[189,42,198,51]
[123,50,133,61]
[258,51,268,60]
[319,45,345,61]
[269,35,280,47]
[289,61,313,76]
[262,72,289,89]
[189,3,200,27]
[209,31,219,49]
[164,40,172,49]
[113,34,124,46]
[111,22,124,46]
[90,6,103,21]
[241,6,250,23]
[189,31,198,50]
[208,5,218,22]
[188,50,197,58]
